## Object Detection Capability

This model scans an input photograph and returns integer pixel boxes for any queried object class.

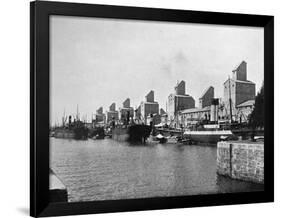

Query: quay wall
[50,169,68,202]
[217,141,264,184]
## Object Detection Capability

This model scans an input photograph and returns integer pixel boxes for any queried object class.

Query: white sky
[50,15,264,125]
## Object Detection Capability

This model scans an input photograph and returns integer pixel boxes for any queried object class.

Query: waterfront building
[95,107,105,123]
[96,107,103,114]
[135,105,142,120]
[119,98,134,124]
[177,61,256,126]
[178,96,256,127]
[160,108,166,115]
[223,61,256,121]
[179,106,211,127]
[146,113,161,126]
[236,99,255,123]
[160,108,168,125]
[199,86,214,109]
[177,86,215,127]
[177,97,221,127]
[167,80,195,126]
[109,103,116,112]
[140,90,159,124]
[106,103,119,123]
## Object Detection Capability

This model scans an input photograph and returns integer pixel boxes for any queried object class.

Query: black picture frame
[30,1,274,217]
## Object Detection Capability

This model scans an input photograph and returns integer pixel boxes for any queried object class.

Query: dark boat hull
[89,127,105,139]
[54,129,75,139]
[128,125,151,143]
[184,130,233,144]
[54,127,88,140]
[112,125,151,143]
[112,128,129,141]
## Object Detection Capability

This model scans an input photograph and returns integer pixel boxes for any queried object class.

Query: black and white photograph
[0,0,279,217]
[49,15,265,203]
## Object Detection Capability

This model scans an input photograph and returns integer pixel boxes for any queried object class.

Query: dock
[49,169,68,202]
[217,141,264,184]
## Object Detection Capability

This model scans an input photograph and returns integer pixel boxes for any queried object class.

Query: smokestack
[210,98,219,122]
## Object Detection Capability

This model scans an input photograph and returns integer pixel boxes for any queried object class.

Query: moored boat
[54,117,89,140]
[166,135,179,144]
[112,127,129,141]
[155,134,167,144]
[183,126,234,144]
[54,128,75,139]
[89,127,105,139]
[54,125,88,140]
[112,124,151,143]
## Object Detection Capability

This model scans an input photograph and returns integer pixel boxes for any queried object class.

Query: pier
[49,169,68,202]
[217,141,264,184]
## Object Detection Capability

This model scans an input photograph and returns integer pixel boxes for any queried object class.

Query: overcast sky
[50,15,264,125]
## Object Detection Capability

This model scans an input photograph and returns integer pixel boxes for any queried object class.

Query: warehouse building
[167,80,195,126]
[140,90,159,124]
[106,103,119,123]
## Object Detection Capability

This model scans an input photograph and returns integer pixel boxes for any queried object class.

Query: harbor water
[50,138,263,202]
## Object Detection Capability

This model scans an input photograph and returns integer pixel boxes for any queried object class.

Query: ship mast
[228,76,233,123]
[62,108,66,127]
[76,104,79,121]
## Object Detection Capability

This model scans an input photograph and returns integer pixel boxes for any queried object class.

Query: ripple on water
[50,138,263,202]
